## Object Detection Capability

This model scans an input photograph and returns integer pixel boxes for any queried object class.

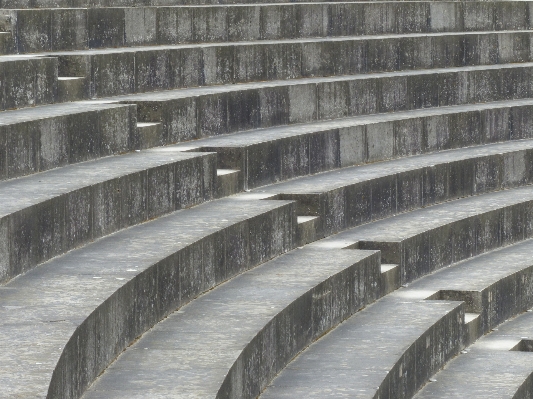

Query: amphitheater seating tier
[2,0,533,398]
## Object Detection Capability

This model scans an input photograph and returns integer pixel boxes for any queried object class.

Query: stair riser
[0,105,138,180]
[57,32,533,99]
[0,57,57,110]
[218,251,382,399]
[280,148,533,240]
[374,303,465,399]
[131,65,533,145]
[203,104,533,189]
[0,153,216,283]
[47,200,297,399]
[2,2,533,52]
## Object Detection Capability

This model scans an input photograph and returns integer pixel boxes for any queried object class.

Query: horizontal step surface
[106,63,533,143]
[414,308,533,398]
[81,247,381,399]
[257,139,533,235]
[308,184,533,282]
[0,148,216,282]
[0,197,296,399]
[260,295,464,399]
[179,99,533,188]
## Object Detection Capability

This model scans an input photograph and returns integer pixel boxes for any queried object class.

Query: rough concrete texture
[34,30,533,98]
[81,248,381,399]
[0,102,138,179]
[415,308,533,398]
[259,238,533,399]
[181,100,533,189]
[0,148,216,283]
[114,62,533,143]
[0,55,57,110]
[257,139,533,236]
[260,297,464,399]
[3,2,533,52]
[0,197,296,399]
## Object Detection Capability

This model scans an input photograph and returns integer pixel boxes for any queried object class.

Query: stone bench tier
[40,30,533,99]
[0,102,137,180]
[178,100,533,189]
[0,148,216,283]
[259,237,533,399]
[2,2,533,52]
[415,307,533,398]
[81,247,382,399]
[257,139,533,237]
[103,63,533,144]
[0,197,296,399]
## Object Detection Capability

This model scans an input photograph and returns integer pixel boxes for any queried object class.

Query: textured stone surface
[0,197,296,399]
[0,148,216,282]
[81,248,381,399]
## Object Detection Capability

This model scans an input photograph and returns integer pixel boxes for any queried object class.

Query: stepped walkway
[3,0,533,398]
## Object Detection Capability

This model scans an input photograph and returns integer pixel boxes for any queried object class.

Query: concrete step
[261,295,465,399]
[0,102,138,180]
[0,55,57,110]
[57,76,87,102]
[306,184,533,284]
[110,62,533,144]
[414,308,533,398]
[0,31,13,54]
[43,30,533,98]
[4,2,533,52]
[259,236,533,399]
[0,148,216,283]
[0,196,296,399]
[136,121,162,149]
[257,139,533,237]
[177,99,533,189]
[81,247,381,399]
[216,168,240,197]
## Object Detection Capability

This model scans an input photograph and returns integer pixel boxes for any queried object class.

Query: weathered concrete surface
[0,55,57,110]
[0,102,138,179]
[0,197,296,399]
[38,30,533,98]
[112,62,533,143]
[257,139,533,236]
[179,100,533,189]
[0,148,216,283]
[260,297,464,399]
[4,2,533,52]
[259,239,533,399]
[81,248,381,399]
[415,308,533,398]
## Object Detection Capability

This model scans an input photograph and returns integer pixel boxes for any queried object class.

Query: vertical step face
[0,56,57,110]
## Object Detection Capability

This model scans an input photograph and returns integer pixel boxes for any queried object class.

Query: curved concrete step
[308,185,533,283]
[4,2,533,52]
[0,148,216,283]
[178,100,533,189]
[0,102,138,180]
[258,139,533,236]
[0,196,296,399]
[108,62,533,144]
[259,237,533,399]
[260,294,465,399]
[44,30,533,98]
[81,247,381,399]
[414,308,533,398]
